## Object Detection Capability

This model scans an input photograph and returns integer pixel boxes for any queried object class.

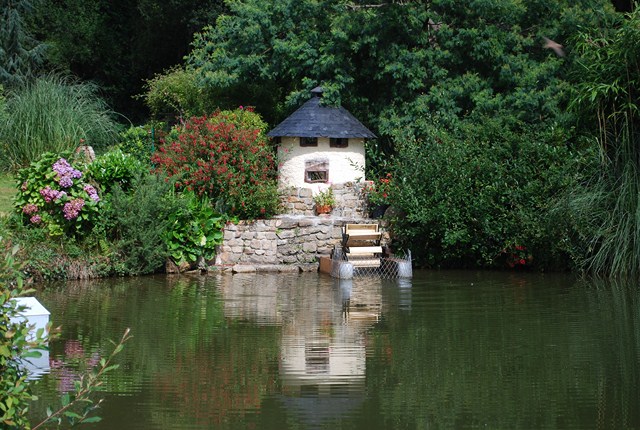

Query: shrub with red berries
[152,108,279,218]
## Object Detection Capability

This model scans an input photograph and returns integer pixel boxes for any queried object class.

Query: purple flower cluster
[40,186,67,203]
[30,215,42,224]
[63,198,85,220]
[22,203,39,215]
[83,184,100,202]
[53,158,82,188]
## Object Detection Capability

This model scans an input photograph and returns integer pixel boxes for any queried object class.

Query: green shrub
[0,75,120,172]
[165,192,226,265]
[152,108,279,219]
[389,117,584,270]
[85,149,146,194]
[101,173,179,275]
[116,125,160,164]
[0,239,47,429]
[14,152,102,238]
[142,66,214,122]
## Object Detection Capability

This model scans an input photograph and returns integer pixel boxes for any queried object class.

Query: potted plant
[313,187,335,214]
[366,173,392,218]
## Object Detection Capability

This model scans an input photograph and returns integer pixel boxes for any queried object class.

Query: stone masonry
[208,182,389,272]
[279,182,371,217]
[216,216,389,269]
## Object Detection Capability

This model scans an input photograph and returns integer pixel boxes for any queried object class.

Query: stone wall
[279,182,371,217]
[216,216,389,268]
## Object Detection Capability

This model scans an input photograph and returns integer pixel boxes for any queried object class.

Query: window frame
[300,137,318,147]
[329,137,349,148]
[304,160,329,184]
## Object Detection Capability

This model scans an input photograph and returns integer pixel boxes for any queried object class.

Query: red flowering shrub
[366,173,394,206]
[502,245,533,269]
[151,108,279,218]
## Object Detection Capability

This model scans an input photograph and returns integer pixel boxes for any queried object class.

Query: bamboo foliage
[567,9,640,277]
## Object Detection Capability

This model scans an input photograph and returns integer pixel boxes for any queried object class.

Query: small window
[300,137,318,147]
[305,160,329,183]
[330,138,348,148]
[306,170,328,183]
[272,136,281,144]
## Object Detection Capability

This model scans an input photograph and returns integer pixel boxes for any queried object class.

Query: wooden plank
[345,223,378,233]
[346,246,383,255]
[318,257,332,274]
[345,232,381,241]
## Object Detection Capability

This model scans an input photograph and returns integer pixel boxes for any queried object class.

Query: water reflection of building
[217,274,384,421]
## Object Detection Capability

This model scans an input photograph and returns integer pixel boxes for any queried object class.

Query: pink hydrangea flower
[53,158,82,188]
[83,184,100,202]
[62,198,85,220]
[22,203,39,215]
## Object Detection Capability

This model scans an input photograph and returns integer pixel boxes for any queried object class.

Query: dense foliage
[14,153,101,237]
[0,240,45,429]
[0,75,120,171]
[388,118,594,269]
[152,108,279,219]
[29,0,227,120]
[561,8,640,276]
[5,147,231,278]
[0,0,46,87]
[187,0,608,136]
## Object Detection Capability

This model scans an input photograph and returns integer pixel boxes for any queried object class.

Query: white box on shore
[12,297,50,337]
[10,297,51,379]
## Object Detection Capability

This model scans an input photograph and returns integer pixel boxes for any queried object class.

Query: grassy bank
[0,174,15,216]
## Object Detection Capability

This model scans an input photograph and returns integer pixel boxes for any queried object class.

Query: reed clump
[0,75,120,171]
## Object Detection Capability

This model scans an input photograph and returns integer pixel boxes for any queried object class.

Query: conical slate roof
[267,88,376,139]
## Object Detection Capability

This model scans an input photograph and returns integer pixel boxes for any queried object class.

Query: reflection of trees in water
[34,273,640,429]
[151,325,280,427]
[578,278,640,429]
[365,276,640,429]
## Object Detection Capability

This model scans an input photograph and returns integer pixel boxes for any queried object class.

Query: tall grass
[0,75,120,171]
[565,10,640,277]
[565,155,640,277]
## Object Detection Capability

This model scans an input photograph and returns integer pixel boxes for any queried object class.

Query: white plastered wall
[277,137,366,192]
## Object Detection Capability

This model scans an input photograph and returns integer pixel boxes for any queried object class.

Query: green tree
[187,0,611,139]
[31,0,227,122]
[0,0,46,87]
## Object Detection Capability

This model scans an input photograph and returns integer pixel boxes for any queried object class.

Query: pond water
[28,270,640,429]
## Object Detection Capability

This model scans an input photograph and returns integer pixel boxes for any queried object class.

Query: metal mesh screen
[331,247,412,279]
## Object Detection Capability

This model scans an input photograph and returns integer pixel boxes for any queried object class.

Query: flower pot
[315,204,332,215]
